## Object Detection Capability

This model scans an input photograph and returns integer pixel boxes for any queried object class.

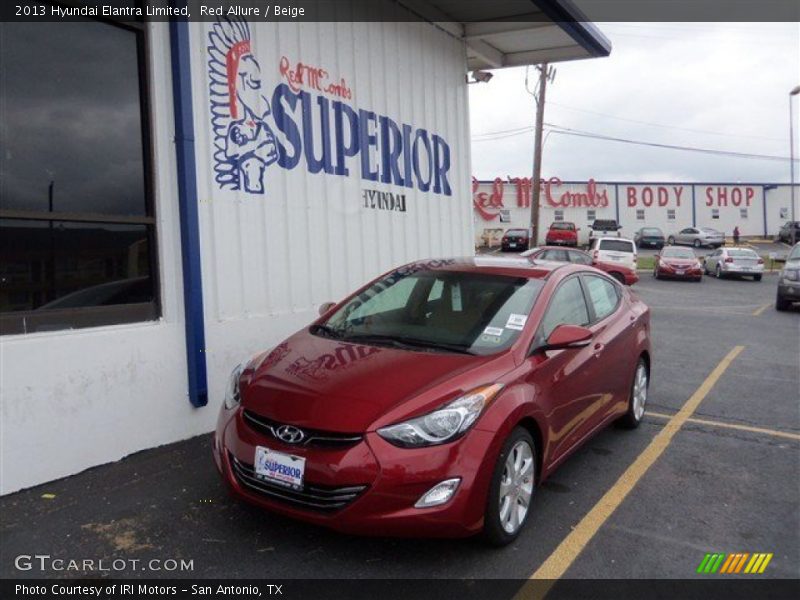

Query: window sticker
[506,314,528,330]
[451,283,462,311]
[483,326,504,337]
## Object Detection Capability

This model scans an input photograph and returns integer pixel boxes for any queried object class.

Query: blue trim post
[170,10,208,407]
[762,186,768,238]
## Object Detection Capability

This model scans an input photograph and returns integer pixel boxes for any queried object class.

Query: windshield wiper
[342,333,475,355]
[309,324,345,339]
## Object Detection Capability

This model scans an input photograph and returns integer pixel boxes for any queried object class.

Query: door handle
[593,342,604,357]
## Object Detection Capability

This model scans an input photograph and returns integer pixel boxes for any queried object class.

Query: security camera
[470,70,494,84]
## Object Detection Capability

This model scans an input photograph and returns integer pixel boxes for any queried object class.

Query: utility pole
[790,85,800,243]
[529,63,552,248]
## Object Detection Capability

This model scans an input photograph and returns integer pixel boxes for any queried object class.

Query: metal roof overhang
[400,0,611,70]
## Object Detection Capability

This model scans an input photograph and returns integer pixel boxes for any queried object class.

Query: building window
[499,210,511,223]
[587,210,596,221]
[740,208,748,219]
[667,209,676,220]
[711,209,720,220]
[554,210,564,222]
[0,18,158,335]
[636,209,645,221]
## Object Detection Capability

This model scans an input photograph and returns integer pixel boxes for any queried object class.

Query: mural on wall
[208,18,278,193]
[207,17,454,198]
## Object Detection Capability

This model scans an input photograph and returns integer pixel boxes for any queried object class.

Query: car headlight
[224,364,244,410]
[377,384,504,448]
[782,269,799,282]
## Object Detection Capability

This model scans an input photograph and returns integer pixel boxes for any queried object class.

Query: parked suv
[588,219,622,246]
[590,237,637,271]
[776,242,800,310]
[545,222,578,247]
[500,229,530,252]
[777,221,800,245]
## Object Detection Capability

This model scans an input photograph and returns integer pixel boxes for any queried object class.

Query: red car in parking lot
[522,246,639,286]
[545,222,579,247]
[213,257,651,544]
[653,247,703,281]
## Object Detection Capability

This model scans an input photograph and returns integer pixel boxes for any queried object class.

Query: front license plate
[676,270,685,275]
[254,446,305,490]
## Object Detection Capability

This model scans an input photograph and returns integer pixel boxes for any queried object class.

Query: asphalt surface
[1,273,798,584]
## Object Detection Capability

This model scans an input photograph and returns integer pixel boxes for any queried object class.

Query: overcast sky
[469,22,800,183]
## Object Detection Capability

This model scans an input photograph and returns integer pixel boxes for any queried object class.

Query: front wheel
[667,236,675,245]
[754,275,762,282]
[693,239,702,248]
[776,296,790,311]
[483,428,536,546]
[619,358,649,429]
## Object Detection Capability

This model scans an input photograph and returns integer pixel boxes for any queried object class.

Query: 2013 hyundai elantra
[213,256,651,545]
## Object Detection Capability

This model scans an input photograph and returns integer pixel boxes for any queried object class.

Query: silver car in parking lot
[668,227,725,248]
[703,247,764,281]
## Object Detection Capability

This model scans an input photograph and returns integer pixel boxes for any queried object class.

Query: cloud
[469,23,800,183]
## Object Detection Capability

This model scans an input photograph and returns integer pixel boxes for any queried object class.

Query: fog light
[414,478,461,508]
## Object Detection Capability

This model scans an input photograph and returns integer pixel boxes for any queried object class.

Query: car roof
[594,236,635,242]
[402,256,568,280]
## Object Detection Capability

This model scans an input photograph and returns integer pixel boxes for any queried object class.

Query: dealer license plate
[509,242,517,248]
[676,269,685,275]
[254,446,305,490]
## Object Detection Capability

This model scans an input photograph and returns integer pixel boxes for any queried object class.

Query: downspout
[169,7,208,407]
[691,186,697,227]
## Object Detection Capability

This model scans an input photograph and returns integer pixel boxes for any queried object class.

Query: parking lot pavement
[1,273,797,584]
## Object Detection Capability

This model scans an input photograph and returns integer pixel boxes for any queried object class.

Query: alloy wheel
[632,362,648,421]
[498,441,534,534]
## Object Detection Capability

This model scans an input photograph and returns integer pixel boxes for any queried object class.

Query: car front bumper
[656,266,702,279]
[777,282,800,301]
[213,407,501,538]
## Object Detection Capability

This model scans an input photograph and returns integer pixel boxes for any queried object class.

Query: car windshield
[550,223,575,230]
[727,249,758,258]
[788,245,800,261]
[661,248,695,259]
[316,268,543,356]
[641,228,662,235]
[506,230,528,237]
[598,239,634,252]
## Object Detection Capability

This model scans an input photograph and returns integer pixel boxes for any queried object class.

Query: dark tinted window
[506,229,528,237]
[0,20,156,334]
[540,249,568,262]
[598,239,635,253]
[540,278,589,339]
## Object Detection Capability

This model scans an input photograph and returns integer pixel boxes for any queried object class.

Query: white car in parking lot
[590,237,637,270]
[703,247,764,281]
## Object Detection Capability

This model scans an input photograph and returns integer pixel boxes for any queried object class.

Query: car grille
[229,454,367,512]
[242,409,363,448]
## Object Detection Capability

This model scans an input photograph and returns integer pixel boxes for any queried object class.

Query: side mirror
[318,301,336,316]
[543,324,593,351]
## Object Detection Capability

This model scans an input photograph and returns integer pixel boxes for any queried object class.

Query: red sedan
[213,257,651,545]
[654,246,703,281]
[522,246,639,286]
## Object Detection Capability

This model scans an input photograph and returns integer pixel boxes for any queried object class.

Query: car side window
[583,275,620,322]
[539,277,590,339]
[542,249,568,262]
[568,251,592,265]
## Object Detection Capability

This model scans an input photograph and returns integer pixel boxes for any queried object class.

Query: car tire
[754,275,762,282]
[695,276,702,282]
[483,427,536,547]
[609,272,625,284]
[715,264,723,279]
[619,358,649,429]
[693,239,702,248]
[653,268,659,279]
[667,236,675,245]
[776,296,790,311]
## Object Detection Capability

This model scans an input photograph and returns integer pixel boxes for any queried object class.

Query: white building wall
[0,13,472,495]
[473,179,800,246]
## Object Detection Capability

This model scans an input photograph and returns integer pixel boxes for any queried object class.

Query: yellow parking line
[647,411,800,442]
[517,346,744,598]
[752,302,772,316]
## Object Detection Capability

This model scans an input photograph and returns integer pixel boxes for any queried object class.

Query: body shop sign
[207,17,452,200]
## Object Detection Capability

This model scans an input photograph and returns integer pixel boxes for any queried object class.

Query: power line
[471,122,799,162]
[543,124,799,163]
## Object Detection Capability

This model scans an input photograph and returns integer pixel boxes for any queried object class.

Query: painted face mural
[208,18,278,194]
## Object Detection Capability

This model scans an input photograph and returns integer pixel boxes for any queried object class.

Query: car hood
[241,330,497,432]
